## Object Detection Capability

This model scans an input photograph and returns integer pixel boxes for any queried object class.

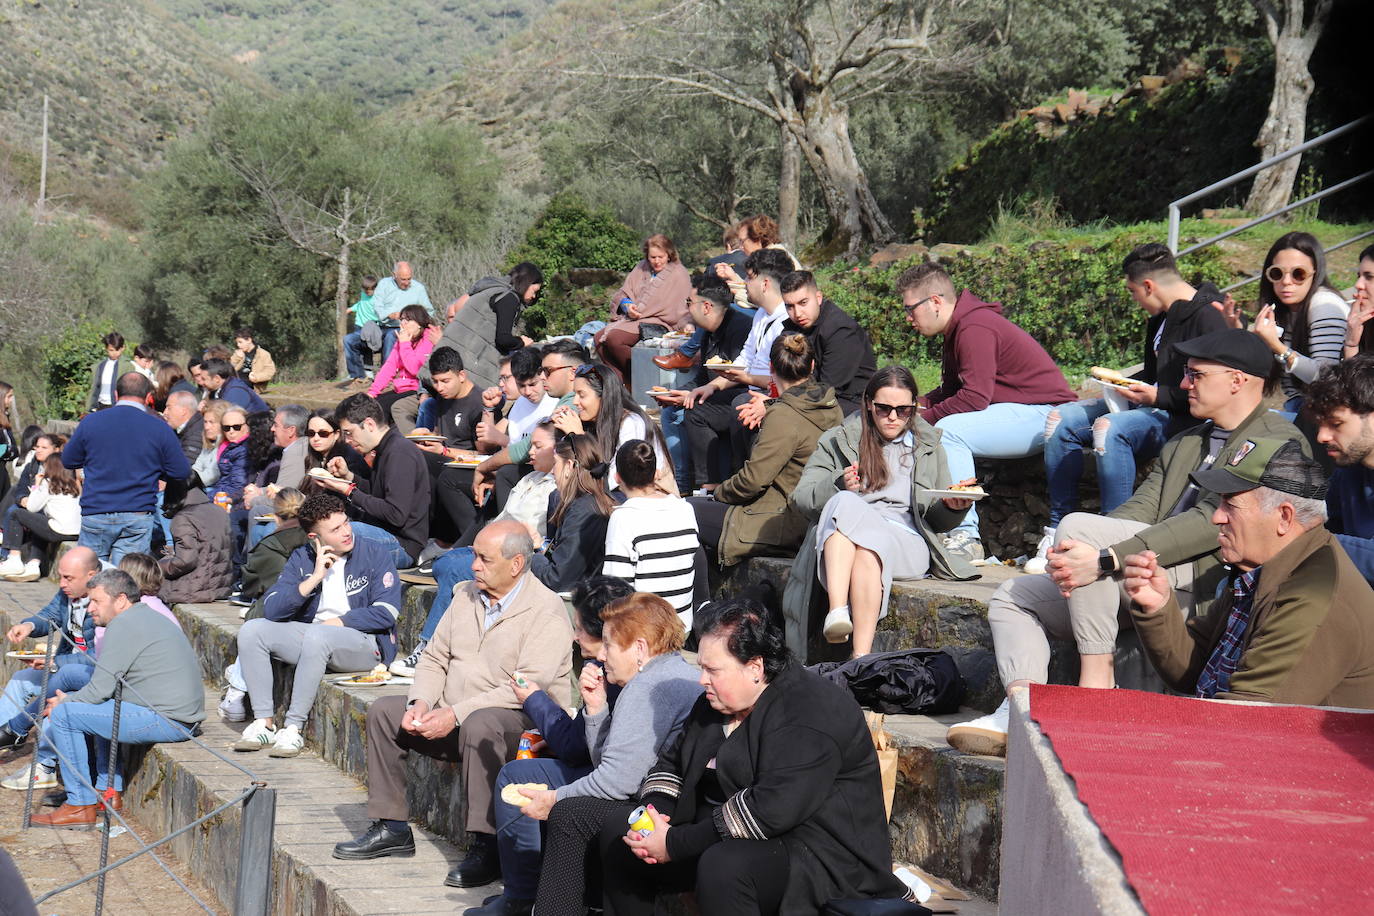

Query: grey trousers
[237,619,380,727]
[390,394,420,435]
[987,512,1196,685]
[364,694,530,834]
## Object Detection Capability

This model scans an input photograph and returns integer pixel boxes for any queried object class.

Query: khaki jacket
[409,571,573,724]
[1110,403,1307,605]
[714,379,843,566]
[230,346,277,390]
[1133,526,1374,709]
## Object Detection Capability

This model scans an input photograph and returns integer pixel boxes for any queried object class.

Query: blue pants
[248,518,273,550]
[1043,401,1170,526]
[78,511,156,564]
[48,700,190,805]
[659,404,693,493]
[494,756,593,899]
[344,329,398,378]
[935,403,1060,541]
[423,547,477,642]
[351,522,413,569]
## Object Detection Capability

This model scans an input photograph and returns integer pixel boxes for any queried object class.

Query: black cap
[1174,329,1274,378]
[1189,437,1328,500]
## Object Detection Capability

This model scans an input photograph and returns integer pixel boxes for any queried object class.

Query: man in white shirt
[372,261,434,362]
[87,333,132,411]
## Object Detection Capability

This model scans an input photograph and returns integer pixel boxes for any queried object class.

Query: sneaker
[415,539,449,567]
[822,606,853,644]
[267,724,304,758]
[0,553,23,578]
[218,686,249,723]
[4,559,41,582]
[942,531,986,562]
[233,720,277,752]
[946,699,1011,757]
[1024,526,1056,575]
[1,760,57,790]
[227,591,253,608]
[390,642,427,677]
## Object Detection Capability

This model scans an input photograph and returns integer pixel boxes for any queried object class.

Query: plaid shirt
[1195,568,1261,698]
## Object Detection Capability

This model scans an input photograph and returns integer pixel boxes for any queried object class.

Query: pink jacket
[370,336,434,398]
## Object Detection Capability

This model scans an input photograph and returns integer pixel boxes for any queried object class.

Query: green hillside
[156,0,558,107]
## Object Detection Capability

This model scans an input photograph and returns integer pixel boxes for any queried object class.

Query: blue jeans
[935,402,1060,540]
[494,756,592,899]
[351,522,413,569]
[248,518,274,550]
[3,660,92,735]
[78,512,156,564]
[659,404,693,492]
[424,547,477,642]
[344,331,369,379]
[1044,401,1170,526]
[48,700,190,805]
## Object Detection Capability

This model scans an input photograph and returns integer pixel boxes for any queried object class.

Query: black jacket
[176,412,205,467]
[529,492,609,592]
[1140,282,1228,418]
[346,428,430,562]
[786,299,877,414]
[640,661,908,911]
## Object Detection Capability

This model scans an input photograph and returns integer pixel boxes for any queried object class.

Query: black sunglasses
[307,428,335,437]
[223,422,246,432]
[871,402,915,419]
[1266,265,1311,284]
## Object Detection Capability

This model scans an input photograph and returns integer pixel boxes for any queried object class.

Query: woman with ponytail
[528,434,615,592]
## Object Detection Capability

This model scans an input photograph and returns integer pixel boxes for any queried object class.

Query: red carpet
[1029,684,1374,914]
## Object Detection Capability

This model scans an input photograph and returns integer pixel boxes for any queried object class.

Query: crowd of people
[0,218,1372,915]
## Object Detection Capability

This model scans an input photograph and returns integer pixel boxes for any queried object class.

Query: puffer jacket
[216,438,250,503]
[713,379,843,566]
[159,488,235,605]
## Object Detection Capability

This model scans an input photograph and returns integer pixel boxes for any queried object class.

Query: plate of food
[1088,366,1135,390]
[405,433,446,443]
[704,356,747,373]
[7,649,49,661]
[307,467,338,481]
[446,457,483,468]
[918,484,988,500]
[334,665,412,687]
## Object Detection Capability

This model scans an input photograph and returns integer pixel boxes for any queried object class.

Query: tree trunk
[335,241,351,380]
[778,126,801,250]
[1245,34,1317,214]
[791,92,894,258]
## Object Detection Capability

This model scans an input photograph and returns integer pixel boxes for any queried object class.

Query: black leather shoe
[41,789,67,808]
[463,894,533,916]
[332,820,416,860]
[0,726,27,752]
[445,837,500,887]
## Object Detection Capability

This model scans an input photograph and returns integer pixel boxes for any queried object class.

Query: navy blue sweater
[1328,463,1374,585]
[63,402,192,515]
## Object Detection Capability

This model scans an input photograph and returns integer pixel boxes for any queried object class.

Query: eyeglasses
[223,423,246,432]
[540,364,575,377]
[498,373,514,383]
[307,428,335,438]
[902,295,935,316]
[871,402,915,419]
[1182,368,1232,382]
[1266,265,1311,284]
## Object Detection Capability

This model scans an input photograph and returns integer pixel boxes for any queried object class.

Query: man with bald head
[372,261,435,363]
[0,546,103,770]
[334,519,573,891]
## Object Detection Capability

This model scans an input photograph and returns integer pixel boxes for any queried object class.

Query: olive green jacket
[1132,526,1374,709]
[1110,402,1308,605]
[713,380,843,567]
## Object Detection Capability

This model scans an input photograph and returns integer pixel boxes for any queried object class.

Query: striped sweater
[603,496,699,616]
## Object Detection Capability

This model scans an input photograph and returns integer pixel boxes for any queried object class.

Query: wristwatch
[1098,548,1119,575]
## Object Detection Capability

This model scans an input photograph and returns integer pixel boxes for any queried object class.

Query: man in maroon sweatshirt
[897,262,1075,559]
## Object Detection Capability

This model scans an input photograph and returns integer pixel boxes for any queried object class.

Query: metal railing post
[234,782,276,916]
[21,636,58,829]
[1167,204,1180,254]
[94,679,123,916]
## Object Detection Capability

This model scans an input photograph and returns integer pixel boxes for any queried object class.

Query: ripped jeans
[1043,400,1170,527]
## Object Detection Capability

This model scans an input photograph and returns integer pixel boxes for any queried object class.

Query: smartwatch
[1098,548,1119,576]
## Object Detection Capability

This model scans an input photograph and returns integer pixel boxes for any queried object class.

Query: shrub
[42,320,116,420]
[814,227,1235,384]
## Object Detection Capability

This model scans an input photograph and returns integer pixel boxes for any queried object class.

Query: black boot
[445,832,500,888]
[462,893,533,916]
[332,820,415,860]
[0,725,27,752]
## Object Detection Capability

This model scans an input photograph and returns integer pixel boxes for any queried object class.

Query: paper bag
[866,710,898,821]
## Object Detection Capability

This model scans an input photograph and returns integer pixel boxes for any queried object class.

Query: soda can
[627,805,654,838]
[214,491,232,512]
[515,729,541,760]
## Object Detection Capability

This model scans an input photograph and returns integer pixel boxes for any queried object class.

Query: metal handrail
[1221,227,1374,294]
[1167,114,1371,253]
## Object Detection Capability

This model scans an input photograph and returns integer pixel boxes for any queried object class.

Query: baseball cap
[1189,437,1328,499]
[1173,329,1274,378]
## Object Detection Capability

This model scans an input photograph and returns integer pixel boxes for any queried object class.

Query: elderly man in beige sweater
[332,519,573,890]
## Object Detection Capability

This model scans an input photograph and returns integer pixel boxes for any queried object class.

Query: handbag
[638,322,669,341]
[823,899,931,915]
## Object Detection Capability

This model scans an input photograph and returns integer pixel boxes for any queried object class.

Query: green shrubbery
[814,228,1235,383]
[40,321,117,420]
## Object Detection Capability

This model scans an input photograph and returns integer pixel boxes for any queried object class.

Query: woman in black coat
[537,596,914,915]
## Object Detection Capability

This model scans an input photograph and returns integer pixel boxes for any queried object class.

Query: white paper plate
[918,488,988,500]
[332,675,413,687]
[705,362,747,373]
[307,468,337,480]
[405,434,446,442]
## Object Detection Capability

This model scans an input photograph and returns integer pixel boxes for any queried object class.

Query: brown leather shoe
[31,802,99,829]
[653,352,696,371]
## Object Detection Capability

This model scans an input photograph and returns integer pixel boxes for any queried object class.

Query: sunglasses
[307,428,335,438]
[1266,265,1311,284]
[223,422,246,432]
[902,295,935,317]
[871,402,915,419]
[574,364,599,379]
[540,363,575,377]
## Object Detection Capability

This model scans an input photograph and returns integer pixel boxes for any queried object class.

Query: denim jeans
[48,700,190,805]
[494,756,592,899]
[344,331,369,379]
[248,518,274,550]
[935,402,1061,540]
[2,659,92,736]
[78,512,156,564]
[351,522,413,569]
[423,547,477,642]
[1043,401,1170,526]
[659,404,693,492]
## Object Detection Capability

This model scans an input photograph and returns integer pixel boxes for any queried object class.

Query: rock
[930,243,971,261]
[870,243,928,268]
[1066,89,1087,110]
[1023,492,1049,518]
[1053,102,1073,123]
[1139,75,1166,92]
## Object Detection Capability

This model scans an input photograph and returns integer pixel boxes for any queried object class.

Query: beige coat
[230,346,277,391]
[409,571,574,724]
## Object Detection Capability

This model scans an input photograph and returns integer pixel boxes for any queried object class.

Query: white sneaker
[233,720,277,752]
[390,641,426,677]
[1024,526,1057,575]
[0,553,24,578]
[822,606,853,644]
[942,531,986,562]
[267,724,304,758]
[4,559,41,582]
[1,761,57,790]
[946,698,1011,757]
[218,686,249,722]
